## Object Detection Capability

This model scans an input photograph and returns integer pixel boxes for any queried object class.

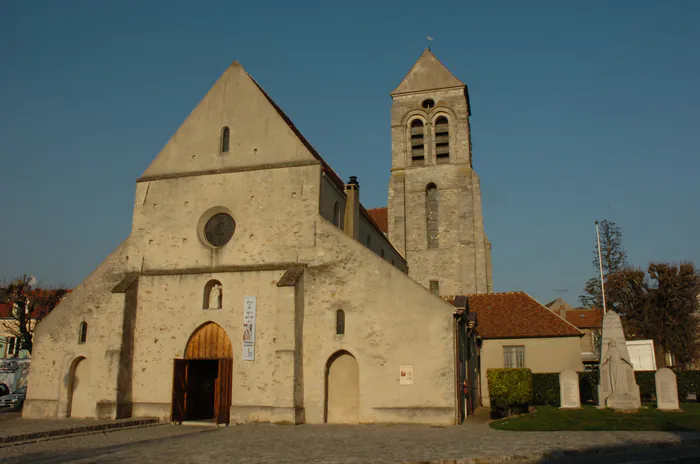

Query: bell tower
[387,49,492,296]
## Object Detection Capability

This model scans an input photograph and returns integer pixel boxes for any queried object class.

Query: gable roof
[252,76,402,260]
[444,292,583,339]
[391,49,465,96]
[367,207,388,234]
[563,309,603,329]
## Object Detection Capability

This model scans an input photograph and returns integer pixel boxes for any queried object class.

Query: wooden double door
[172,358,232,425]
[172,322,234,425]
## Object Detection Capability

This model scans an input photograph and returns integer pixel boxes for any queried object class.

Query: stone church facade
[23,50,490,425]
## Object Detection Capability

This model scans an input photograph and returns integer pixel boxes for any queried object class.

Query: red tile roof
[0,303,12,319]
[367,207,388,234]
[445,292,583,339]
[563,309,603,329]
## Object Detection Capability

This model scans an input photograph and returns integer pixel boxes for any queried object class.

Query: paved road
[2,422,699,464]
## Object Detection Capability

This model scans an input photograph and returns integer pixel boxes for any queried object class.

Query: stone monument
[559,369,581,409]
[598,310,641,410]
[655,368,680,410]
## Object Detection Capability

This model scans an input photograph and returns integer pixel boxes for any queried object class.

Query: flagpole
[595,221,608,313]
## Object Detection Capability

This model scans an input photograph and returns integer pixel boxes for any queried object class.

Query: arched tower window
[78,322,88,344]
[410,119,425,164]
[332,201,340,227]
[435,116,449,163]
[336,310,345,335]
[426,183,439,249]
[220,126,230,153]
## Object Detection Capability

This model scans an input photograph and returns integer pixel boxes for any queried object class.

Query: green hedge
[531,373,559,406]
[529,370,700,408]
[487,368,533,416]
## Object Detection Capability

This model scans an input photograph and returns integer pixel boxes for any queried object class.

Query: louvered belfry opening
[426,183,439,249]
[435,116,450,163]
[410,119,425,164]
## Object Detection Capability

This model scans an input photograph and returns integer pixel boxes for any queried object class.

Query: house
[545,298,602,369]
[454,293,584,406]
[24,50,492,425]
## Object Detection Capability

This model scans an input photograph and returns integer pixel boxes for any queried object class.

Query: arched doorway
[67,356,92,418]
[325,350,359,423]
[171,322,233,425]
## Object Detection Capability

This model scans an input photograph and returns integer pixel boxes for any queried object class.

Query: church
[22,50,496,425]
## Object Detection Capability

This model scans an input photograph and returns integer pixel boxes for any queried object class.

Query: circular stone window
[421,99,435,109]
[204,213,236,247]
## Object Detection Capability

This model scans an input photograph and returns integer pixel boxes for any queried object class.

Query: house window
[7,337,17,357]
[332,201,340,227]
[435,116,449,163]
[336,310,345,335]
[429,280,439,296]
[426,183,439,249]
[78,322,88,344]
[410,119,425,164]
[503,345,525,368]
[221,126,230,153]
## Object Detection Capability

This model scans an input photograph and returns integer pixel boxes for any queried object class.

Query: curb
[0,418,160,446]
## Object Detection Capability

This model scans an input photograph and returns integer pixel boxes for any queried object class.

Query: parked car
[0,386,26,412]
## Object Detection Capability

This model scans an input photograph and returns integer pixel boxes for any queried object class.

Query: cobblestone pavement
[2,422,700,464]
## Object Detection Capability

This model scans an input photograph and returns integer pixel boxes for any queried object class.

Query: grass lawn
[490,403,700,431]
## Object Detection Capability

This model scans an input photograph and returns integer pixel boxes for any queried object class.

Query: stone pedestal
[559,369,581,409]
[598,311,641,410]
[655,368,680,411]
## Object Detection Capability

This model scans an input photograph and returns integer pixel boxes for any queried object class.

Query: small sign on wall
[400,365,414,385]
[242,296,256,361]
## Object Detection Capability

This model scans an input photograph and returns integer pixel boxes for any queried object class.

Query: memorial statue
[597,311,641,410]
[601,340,633,394]
[209,284,222,309]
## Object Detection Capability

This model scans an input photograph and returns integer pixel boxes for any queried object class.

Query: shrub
[580,370,599,404]
[673,369,700,402]
[531,373,560,406]
[487,368,533,417]
[635,371,656,402]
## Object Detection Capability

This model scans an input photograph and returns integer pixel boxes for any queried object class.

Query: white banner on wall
[242,296,256,361]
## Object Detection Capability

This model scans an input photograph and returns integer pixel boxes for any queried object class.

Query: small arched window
[221,126,230,153]
[332,201,340,227]
[426,183,439,249]
[78,322,88,344]
[410,119,425,164]
[336,310,345,335]
[434,116,449,163]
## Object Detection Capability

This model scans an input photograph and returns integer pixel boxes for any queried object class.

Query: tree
[580,220,628,310]
[602,263,700,368]
[1,276,67,354]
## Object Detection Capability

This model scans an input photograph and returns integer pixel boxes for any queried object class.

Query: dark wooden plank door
[171,359,188,423]
[214,358,233,425]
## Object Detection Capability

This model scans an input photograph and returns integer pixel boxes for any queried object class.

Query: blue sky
[1,1,698,305]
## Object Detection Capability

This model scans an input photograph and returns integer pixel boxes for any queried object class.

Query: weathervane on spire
[427,36,433,51]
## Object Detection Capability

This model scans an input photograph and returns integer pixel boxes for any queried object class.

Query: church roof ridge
[248,73,403,260]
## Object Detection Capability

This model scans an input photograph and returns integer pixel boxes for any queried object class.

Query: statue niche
[203,280,223,309]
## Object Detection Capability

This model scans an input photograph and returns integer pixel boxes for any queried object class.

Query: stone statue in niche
[208,284,222,309]
[597,310,641,410]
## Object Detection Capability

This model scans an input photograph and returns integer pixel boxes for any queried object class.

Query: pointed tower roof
[391,49,465,96]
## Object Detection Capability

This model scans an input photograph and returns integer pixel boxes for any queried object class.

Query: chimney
[343,176,360,240]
